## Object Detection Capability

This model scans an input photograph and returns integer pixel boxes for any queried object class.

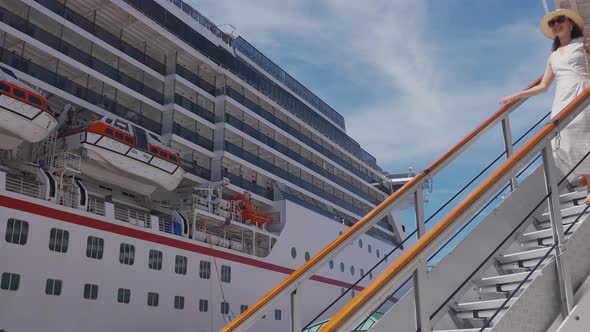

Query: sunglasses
[548,15,567,28]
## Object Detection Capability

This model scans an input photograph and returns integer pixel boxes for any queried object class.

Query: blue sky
[191,1,559,233]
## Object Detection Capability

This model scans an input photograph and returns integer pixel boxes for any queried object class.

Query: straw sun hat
[540,8,585,39]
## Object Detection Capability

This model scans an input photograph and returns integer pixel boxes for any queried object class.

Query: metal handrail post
[541,145,574,317]
[502,116,518,190]
[291,288,302,332]
[413,189,432,332]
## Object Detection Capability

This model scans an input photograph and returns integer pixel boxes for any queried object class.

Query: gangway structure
[220,3,590,332]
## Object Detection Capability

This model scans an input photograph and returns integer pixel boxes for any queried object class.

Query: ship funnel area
[223,77,590,332]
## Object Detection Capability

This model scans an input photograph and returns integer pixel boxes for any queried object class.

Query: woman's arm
[500,59,554,105]
[584,36,590,54]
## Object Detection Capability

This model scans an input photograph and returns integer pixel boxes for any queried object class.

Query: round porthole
[329,260,334,269]
[376,249,380,258]
[360,268,365,277]
[368,244,372,254]
[304,251,310,262]
[358,239,363,248]
[291,247,297,259]
[350,266,355,276]
[340,262,345,272]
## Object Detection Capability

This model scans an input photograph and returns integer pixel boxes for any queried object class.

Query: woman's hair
[552,19,584,51]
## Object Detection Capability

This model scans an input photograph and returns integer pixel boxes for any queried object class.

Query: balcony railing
[221,86,384,188]
[33,0,166,75]
[175,64,216,96]
[174,94,215,123]
[172,123,214,151]
[225,113,381,205]
[180,159,211,180]
[168,0,234,46]
[0,47,162,134]
[0,8,164,104]
[224,141,367,216]
[222,170,273,200]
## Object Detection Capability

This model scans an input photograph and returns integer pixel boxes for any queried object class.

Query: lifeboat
[0,74,58,150]
[61,116,185,195]
[229,194,272,228]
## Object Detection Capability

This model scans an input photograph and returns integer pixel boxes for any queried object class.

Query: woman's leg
[580,176,588,187]
[584,174,590,204]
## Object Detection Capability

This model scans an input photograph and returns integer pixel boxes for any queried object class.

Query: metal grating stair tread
[497,247,551,264]
[521,223,580,242]
[535,205,588,222]
[476,271,540,286]
[455,298,517,311]
[434,329,492,332]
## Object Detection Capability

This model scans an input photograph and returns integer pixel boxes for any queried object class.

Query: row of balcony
[172,123,213,151]
[221,86,383,188]
[175,64,216,96]
[225,113,380,205]
[34,0,166,75]
[224,141,367,216]
[0,7,164,104]
[222,170,273,200]
[0,47,162,134]
[173,93,215,123]
[180,158,211,180]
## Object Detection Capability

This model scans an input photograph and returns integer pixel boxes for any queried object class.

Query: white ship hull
[0,188,401,332]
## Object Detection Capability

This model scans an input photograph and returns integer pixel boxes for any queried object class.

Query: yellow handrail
[221,78,541,332]
[317,86,590,331]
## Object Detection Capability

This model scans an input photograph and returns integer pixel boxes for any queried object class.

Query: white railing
[87,196,106,216]
[52,152,81,173]
[5,174,45,200]
[114,203,151,228]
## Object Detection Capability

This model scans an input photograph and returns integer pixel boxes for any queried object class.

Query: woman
[501,9,590,203]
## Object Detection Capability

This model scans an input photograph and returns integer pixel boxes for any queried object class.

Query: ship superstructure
[0,1,410,331]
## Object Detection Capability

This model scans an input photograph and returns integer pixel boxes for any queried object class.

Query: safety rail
[220,78,542,332]
[317,87,590,331]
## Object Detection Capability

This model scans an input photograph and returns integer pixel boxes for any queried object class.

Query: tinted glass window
[0,82,10,92]
[115,132,124,140]
[13,89,25,98]
[105,128,114,135]
[29,95,42,106]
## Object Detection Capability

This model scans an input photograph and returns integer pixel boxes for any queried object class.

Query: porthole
[340,262,344,272]
[329,260,334,269]
[291,247,297,259]
[376,249,380,258]
[360,268,365,277]
[304,251,310,262]
[350,266,355,276]
[358,239,363,248]
[368,244,372,254]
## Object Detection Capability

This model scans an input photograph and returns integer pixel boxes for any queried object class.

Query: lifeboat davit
[61,116,185,195]
[229,194,272,228]
[0,77,58,150]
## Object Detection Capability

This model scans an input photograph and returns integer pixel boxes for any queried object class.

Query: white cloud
[193,0,553,171]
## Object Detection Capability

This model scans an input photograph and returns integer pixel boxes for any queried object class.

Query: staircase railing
[316,87,590,331]
[220,78,542,332]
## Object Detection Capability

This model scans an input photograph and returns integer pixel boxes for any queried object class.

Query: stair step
[497,247,551,264]
[476,271,540,294]
[456,298,517,311]
[434,330,492,332]
[535,205,588,223]
[520,224,579,249]
[560,190,587,204]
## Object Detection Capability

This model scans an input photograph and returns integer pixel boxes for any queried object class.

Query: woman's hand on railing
[500,94,520,106]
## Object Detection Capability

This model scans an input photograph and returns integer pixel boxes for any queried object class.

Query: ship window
[115,132,124,140]
[84,283,99,300]
[0,82,9,92]
[340,262,345,272]
[86,236,104,259]
[45,278,62,296]
[199,261,210,279]
[119,243,135,265]
[350,266,355,276]
[148,250,163,270]
[368,244,372,254]
[175,255,187,275]
[125,136,134,144]
[221,265,231,283]
[117,288,131,304]
[358,239,363,248]
[1,272,19,291]
[29,95,42,106]
[49,228,69,253]
[150,147,158,154]
[329,260,334,269]
[169,155,178,162]
[5,218,28,245]
[114,120,129,131]
[275,309,282,320]
[360,268,365,277]
[159,151,168,158]
[304,251,310,262]
[221,301,230,314]
[376,249,380,258]
[199,299,208,312]
[290,247,296,259]
[369,271,373,280]
[105,128,114,135]
[13,88,25,99]
[105,118,113,124]
[147,292,159,307]
[240,305,248,313]
[174,295,185,310]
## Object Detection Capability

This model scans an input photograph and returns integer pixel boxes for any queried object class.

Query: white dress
[550,37,590,179]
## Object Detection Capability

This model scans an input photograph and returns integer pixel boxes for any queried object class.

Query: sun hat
[540,8,585,39]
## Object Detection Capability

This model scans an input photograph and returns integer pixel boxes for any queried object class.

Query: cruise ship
[0,0,412,331]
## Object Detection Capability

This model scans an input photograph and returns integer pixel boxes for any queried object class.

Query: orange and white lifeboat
[0,77,58,150]
[61,116,185,195]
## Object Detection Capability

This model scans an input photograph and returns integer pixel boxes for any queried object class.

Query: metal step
[497,247,551,264]
[559,189,587,205]
[535,205,588,223]
[434,330,492,332]
[455,298,517,312]
[520,223,579,249]
[476,271,539,294]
